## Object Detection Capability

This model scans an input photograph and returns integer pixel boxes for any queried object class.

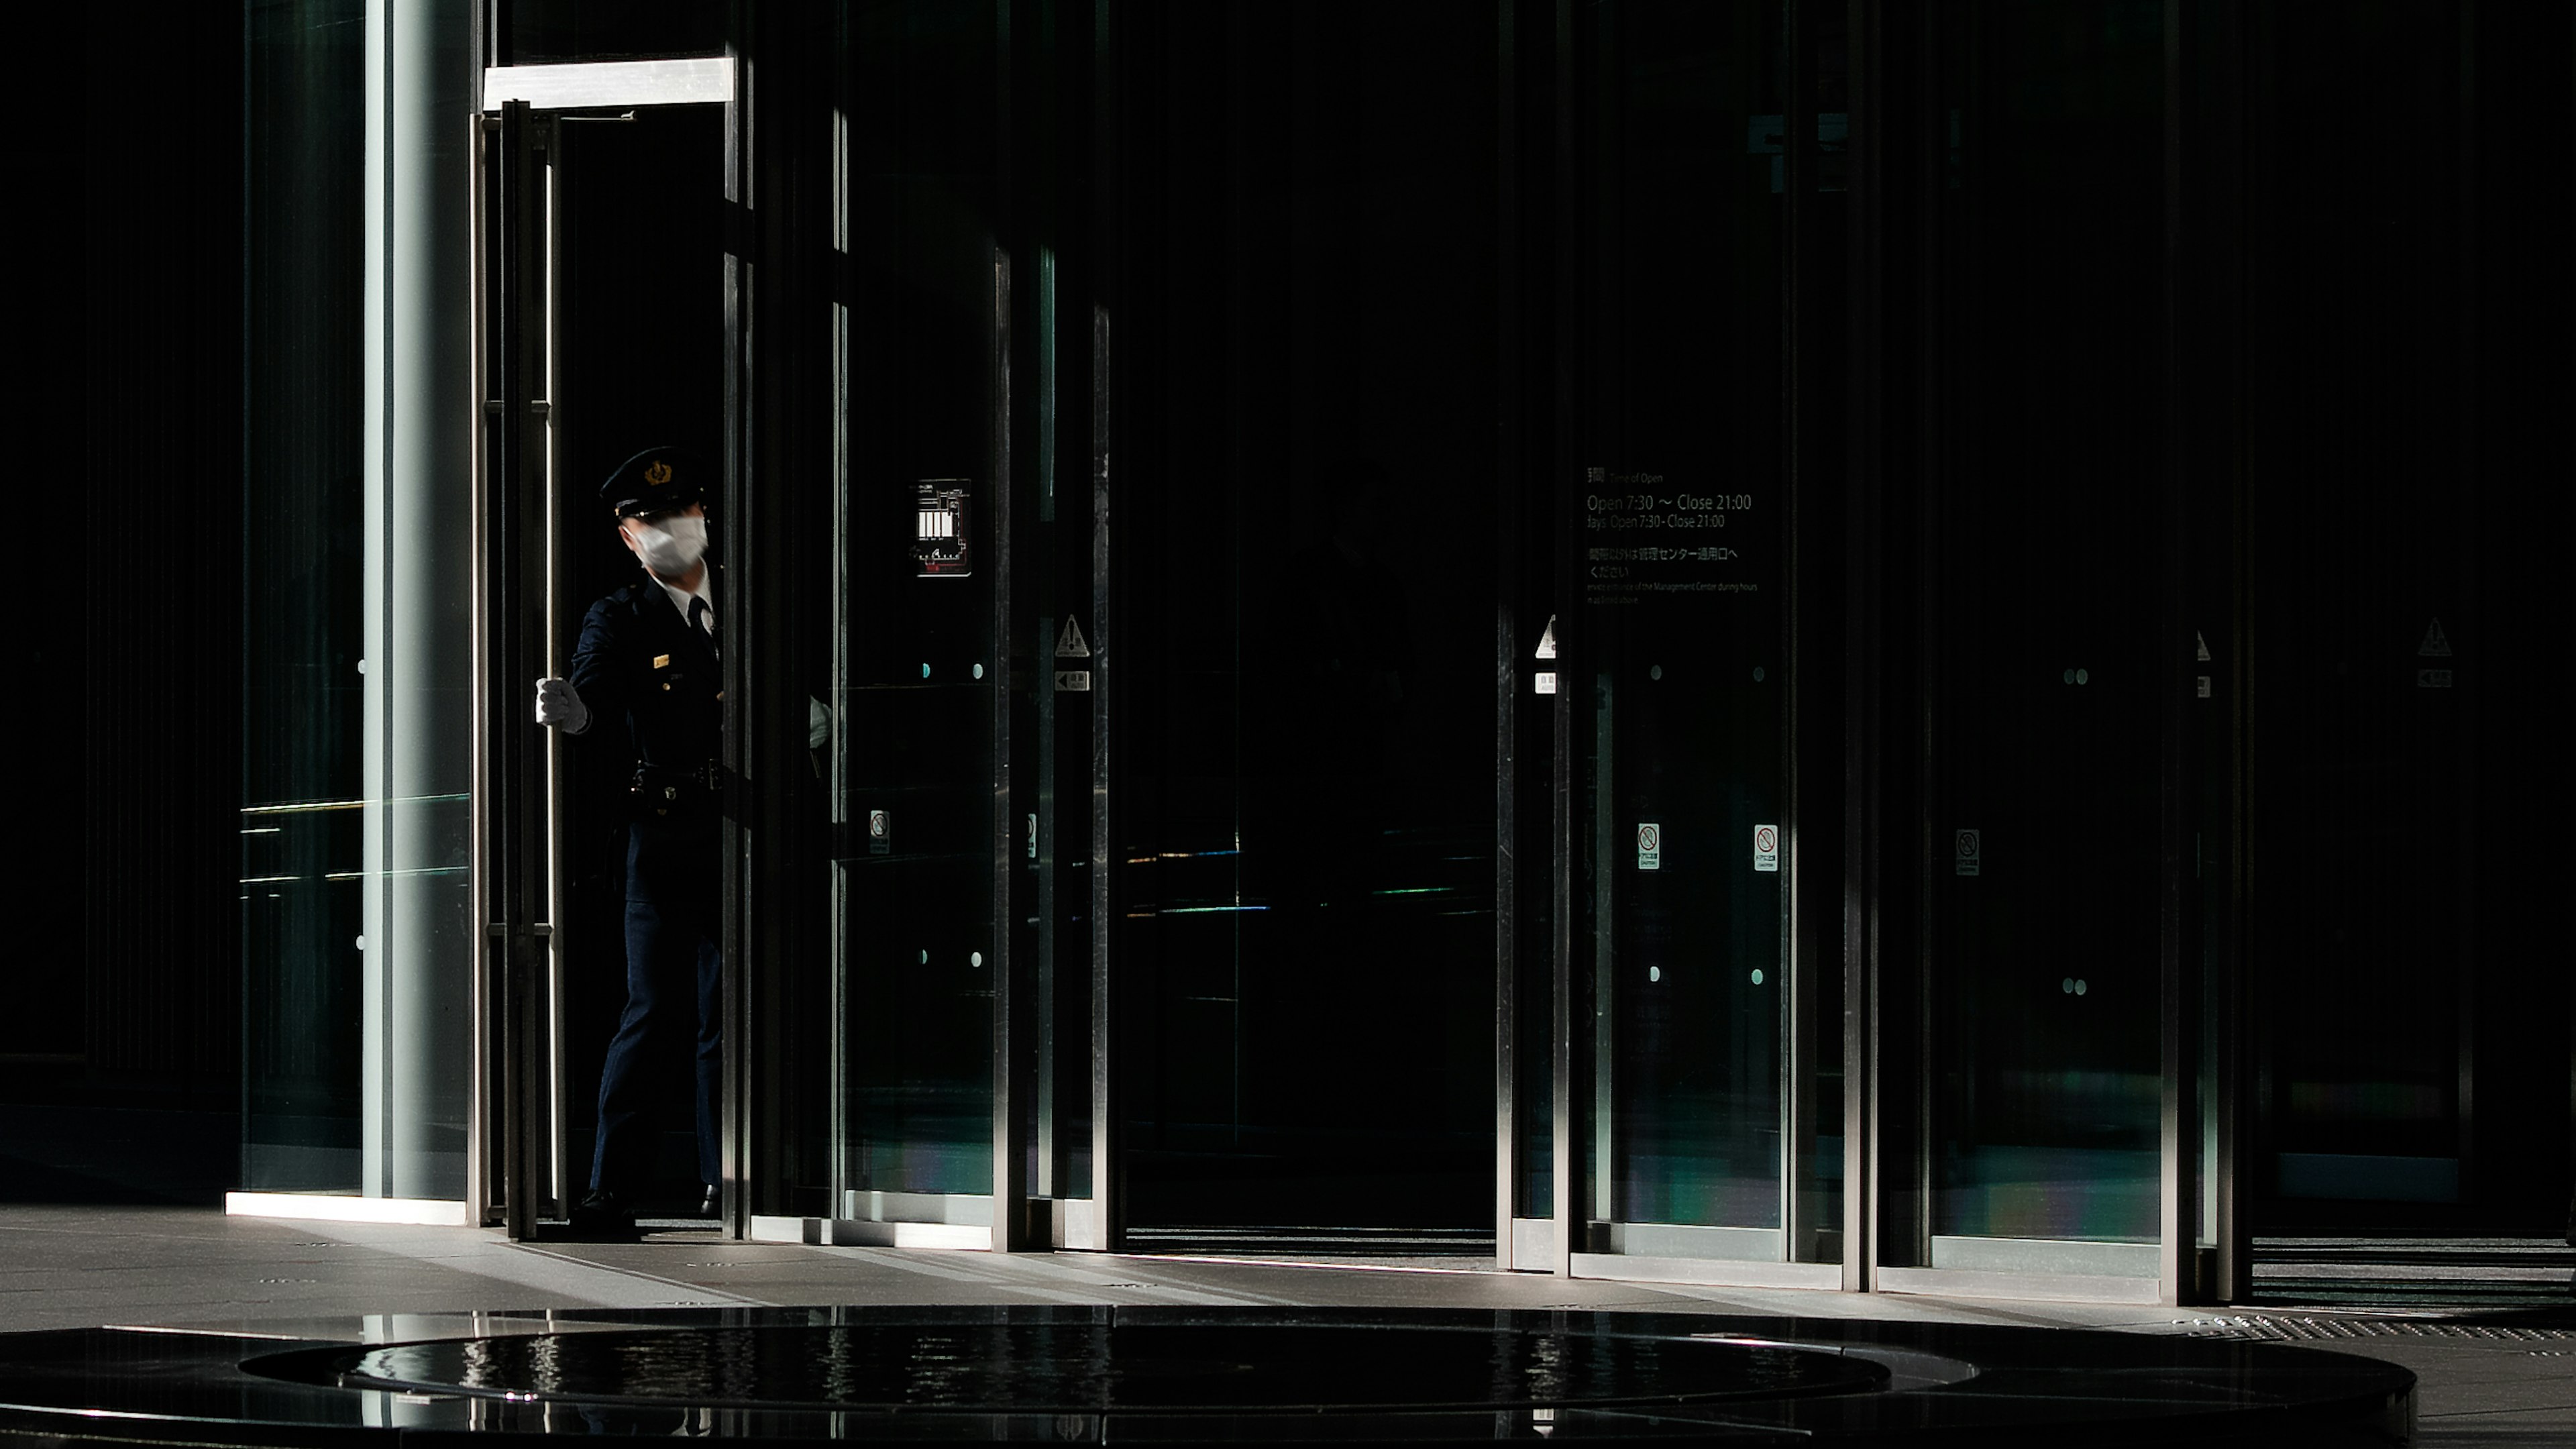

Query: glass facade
[211,0,2568,1298]
[241,0,369,1193]
[1570,0,1796,1259]
[1919,0,2165,1272]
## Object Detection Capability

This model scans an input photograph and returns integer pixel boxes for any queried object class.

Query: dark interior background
[6,0,2565,1262]
[1116,2,1503,1232]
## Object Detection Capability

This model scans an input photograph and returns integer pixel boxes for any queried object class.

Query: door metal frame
[470,97,561,1238]
[470,57,738,1240]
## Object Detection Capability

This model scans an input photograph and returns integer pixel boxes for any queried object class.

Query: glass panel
[501,1,727,66]
[241,0,370,1195]
[1117,4,1501,1236]
[1573,0,1794,1256]
[1921,0,2164,1260]
[2251,3,2467,1214]
[834,0,1006,1206]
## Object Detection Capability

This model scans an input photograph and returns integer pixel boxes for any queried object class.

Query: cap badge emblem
[645,460,672,486]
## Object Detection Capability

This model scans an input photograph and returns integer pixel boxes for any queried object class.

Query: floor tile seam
[968,1252,1298,1299]
[800,1244,1027,1285]
[504,1244,774,1308]
[960,1254,1307,1305]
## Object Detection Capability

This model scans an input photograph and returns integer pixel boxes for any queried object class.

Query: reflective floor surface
[0,1305,2415,1445]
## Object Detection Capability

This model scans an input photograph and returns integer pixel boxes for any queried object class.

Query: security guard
[534,444,724,1234]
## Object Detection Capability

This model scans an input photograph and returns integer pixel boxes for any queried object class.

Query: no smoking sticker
[1955,828,1980,877]
[1753,824,1779,873]
[1637,823,1661,871]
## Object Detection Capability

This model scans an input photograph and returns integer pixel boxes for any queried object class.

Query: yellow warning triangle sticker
[2418,617,2452,657]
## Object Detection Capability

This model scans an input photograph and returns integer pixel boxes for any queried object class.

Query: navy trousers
[590,825,722,1194]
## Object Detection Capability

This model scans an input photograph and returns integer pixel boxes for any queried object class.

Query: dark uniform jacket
[570,574,723,910]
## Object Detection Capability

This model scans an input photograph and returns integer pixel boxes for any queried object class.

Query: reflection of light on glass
[2075,978,2088,996]
[1648,966,1660,982]
[2062,977,2075,994]
[1750,968,1764,985]
[1752,666,1765,682]
[970,953,983,967]
[1649,664,1662,680]
[1370,887,1452,896]
[921,663,931,678]
[973,663,984,679]
[1161,905,1269,914]
[2076,668,2089,685]
[2063,669,2075,684]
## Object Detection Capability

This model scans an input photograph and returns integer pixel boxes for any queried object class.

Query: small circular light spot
[920,951,928,965]
[1750,968,1764,985]
[2062,977,2075,994]
[2063,669,2076,684]
[1650,664,1663,681]
[1752,666,1766,682]
[971,951,985,967]
[921,663,932,679]
[1648,966,1661,983]
[2076,668,2090,685]
[2075,978,2088,996]
[973,663,985,680]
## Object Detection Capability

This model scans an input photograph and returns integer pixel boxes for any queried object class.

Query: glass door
[1558,0,1837,1286]
[811,2,1104,1250]
[473,64,732,1239]
[1882,0,2171,1297]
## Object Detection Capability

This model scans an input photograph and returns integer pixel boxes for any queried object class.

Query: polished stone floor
[0,1204,2566,1444]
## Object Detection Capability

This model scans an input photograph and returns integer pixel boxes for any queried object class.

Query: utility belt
[632,761,727,821]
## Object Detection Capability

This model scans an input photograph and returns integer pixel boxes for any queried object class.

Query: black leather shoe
[698,1184,721,1220]
[567,1189,639,1236]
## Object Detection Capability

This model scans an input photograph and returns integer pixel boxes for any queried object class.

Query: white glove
[535,677,591,734]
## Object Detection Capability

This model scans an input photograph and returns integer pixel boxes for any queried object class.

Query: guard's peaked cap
[601,445,710,517]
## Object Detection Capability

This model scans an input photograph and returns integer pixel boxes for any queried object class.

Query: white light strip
[482,57,733,111]
[225,1191,473,1227]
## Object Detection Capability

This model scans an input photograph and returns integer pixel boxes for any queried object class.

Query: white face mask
[626,514,708,576]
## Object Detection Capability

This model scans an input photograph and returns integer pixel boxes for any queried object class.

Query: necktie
[689,597,716,657]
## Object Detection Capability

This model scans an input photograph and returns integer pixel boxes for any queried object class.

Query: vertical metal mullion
[2210,0,2253,1307]
[828,1,853,1218]
[1088,0,1119,1254]
[991,228,1026,1253]
[511,113,554,1244]
[467,103,496,1232]
[541,119,570,1224]
[718,19,749,1238]
[2449,0,2480,1217]
[2157,0,2200,1307]
[1838,0,1884,1293]
[1585,0,1619,1247]
[1493,0,1521,1275]
[1548,0,1580,1280]
[489,99,553,1244]
[1779,0,1810,1265]
[490,99,529,1243]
